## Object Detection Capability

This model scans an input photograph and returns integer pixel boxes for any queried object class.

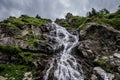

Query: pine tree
[36,14,41,19]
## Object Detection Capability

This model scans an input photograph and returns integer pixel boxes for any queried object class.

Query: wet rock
[58,32,65,39]
[93,67,115,80]
[69,36,75,42]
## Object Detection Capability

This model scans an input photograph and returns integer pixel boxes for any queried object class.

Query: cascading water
[44,23,84,80]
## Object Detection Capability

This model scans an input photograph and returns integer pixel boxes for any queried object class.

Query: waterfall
[43,23,84,80]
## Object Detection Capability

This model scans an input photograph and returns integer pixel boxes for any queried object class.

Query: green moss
[27,35,40,47]
[19,52,37,62]
[19,52,47,62]
[21,16,49,27]
[0,45,22,55]
[0,64,34,80]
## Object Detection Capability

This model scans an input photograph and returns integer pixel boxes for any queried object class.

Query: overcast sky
[0,0,120,20]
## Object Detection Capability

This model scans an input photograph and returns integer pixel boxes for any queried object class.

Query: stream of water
[44,23,84,80]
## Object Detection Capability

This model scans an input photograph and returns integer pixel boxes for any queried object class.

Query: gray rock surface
[93,67,114,80]
[75,23,120,79]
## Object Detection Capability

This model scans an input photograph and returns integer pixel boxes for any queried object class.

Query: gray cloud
[0,0,120,20]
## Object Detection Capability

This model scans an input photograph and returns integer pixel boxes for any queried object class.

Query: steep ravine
[35,23,120,80]
[0,22,120,80]
[43,23,84,80]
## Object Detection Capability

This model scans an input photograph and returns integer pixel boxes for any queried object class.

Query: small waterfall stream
[43,23,84,80]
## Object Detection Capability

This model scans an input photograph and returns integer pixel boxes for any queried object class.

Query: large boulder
[77,22,120,58]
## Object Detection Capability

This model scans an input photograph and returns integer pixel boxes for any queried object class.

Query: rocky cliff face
[75,23,120,80]
[0,23,56,79]
[0,22,120,80]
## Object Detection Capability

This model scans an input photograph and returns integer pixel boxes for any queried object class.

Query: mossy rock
[19,52,37,62]
[95,56,116,73]
[0,64,35,80]
[19,52,47,62]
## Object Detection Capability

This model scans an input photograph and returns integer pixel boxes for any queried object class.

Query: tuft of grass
[19,52,37,62]
[0,23,18,29]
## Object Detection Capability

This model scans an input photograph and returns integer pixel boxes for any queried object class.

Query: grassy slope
[55,10,120,30]
[0,15,51,29]
[0,15,51,80]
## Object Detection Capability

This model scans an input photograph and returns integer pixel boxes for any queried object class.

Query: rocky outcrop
[0,23,59,53]
[0,21,120,80]
[0,23,57,79]
[93,67,114,80]
[75,22,120,80]
[0,23,66,80]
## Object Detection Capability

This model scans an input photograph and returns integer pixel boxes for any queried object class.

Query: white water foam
[44,23,84,80]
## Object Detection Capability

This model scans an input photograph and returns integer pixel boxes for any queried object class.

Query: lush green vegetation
[86,7,120,30]
[19,52,37,62]
[55,6,120,30]
[0,45,44,79]
[0,45,46,61]
[0,45,22,60]
[26,33,40,47]
[0,14,51,29]
[0,64,35,80]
